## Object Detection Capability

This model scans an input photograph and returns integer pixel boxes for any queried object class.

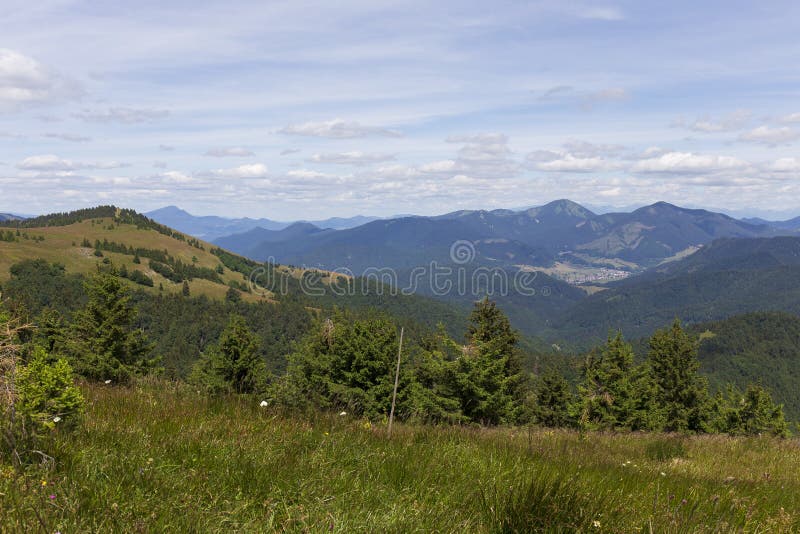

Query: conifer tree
[647,319,710,432]
[190,315,266,395]
[65,271,155,383]
[574,332,638,430]
[533,368,574,428]
[461,298,525,424]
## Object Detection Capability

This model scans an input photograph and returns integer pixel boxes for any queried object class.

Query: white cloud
[531,154,618,172]
[204,147,255,157]
[778,112,800,124]
[213,163,269,179]
[74,107,170,124]
[158,171,196,184]
[279,118,401,138]
[675,110,751,133]
[446,133,508,144]
[310,151,395,165]
[770,158,800,172]
[0,49,82,110]
[577,7,625,21]
[631,151,748,173]
[280,148,301,156]
[16,154,126,171]
[738,125,800,146]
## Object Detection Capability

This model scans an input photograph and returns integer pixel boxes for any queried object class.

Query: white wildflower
[104,379,111,384]
[339,411,347,416]
[592,520,601,528]
[660,472,667,477]
[52,416,61,423]
[259,400,269,407]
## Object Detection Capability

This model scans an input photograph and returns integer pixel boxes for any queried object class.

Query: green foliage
[574,332,637,430]
[64,271,157,383]
[1,259,86,317]
[15,347,84,435]
[275,312,400,419]
[531,368,574,428]
[190,315,267,395]
[715,384,789,437]
[647,320,710,432]
[693,312,800,420]
[460,298,526,425]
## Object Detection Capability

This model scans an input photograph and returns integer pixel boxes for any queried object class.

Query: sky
[2,0,800,220]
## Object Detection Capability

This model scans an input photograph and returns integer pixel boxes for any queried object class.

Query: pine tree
[647,319,710,432]
[190,315,266,395]
[65,271,155,383]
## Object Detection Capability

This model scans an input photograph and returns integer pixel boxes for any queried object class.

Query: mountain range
[144,206,381,241]
[200,199,790,273]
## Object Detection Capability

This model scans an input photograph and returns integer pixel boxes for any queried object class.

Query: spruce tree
[647,319,710,432]
[65,271,155,383]
[461,298,525,425]
[190,315,266,395]
[533,368,574,428]
[574,332,638,430]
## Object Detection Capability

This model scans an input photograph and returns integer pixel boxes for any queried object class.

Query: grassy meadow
[2,382,799,533]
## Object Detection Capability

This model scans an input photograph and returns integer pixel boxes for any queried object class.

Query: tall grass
[2,381,799,532]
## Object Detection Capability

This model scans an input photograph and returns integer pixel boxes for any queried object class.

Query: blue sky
[2,0,800,219]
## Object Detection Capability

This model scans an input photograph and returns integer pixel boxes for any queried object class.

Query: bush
[16,347,84,435]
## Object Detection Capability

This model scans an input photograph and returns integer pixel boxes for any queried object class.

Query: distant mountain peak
[526,199,595,219]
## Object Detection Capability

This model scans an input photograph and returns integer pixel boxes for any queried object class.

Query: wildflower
[339,411,347,416]
[660,472,666,477]
[104,379,111,384]
[362,421,372,430]
[49,494,56,500]
[259,400,269,407]
[592,520,601,528]
[53,416,62,423]
[42,480,48,487]
[324,432,329,436]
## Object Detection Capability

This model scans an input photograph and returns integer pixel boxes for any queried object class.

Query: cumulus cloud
[43,132,91,142]
[738,125,800,146]
[204,147,255,157]
[770,157,800,172]
[279,118,401,138]
[16,154,127,171]
[420,133,520,179]
[630,151,748,173]
[212,163,269,179]
[74,107,170,124]
[525,139,623,172]
[0,49,82,110]
[530,153,618,172]
[309,151,395,165]
[674,110,751,133]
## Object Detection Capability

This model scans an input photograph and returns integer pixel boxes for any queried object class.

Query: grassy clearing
[0,218,295,303]
[2,382,799,532]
